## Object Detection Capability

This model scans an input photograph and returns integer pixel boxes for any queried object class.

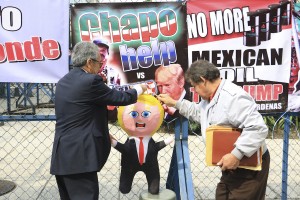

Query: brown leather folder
[212,130,261,167]
[205,126,262,169]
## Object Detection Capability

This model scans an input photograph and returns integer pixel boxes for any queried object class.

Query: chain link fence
[0,83,175,200]
[1,82,300,200]
[1,0,300,199]
[188,128,300,200]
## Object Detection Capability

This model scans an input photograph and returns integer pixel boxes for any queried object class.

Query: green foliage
[188,120,201,136]
[263,115,300,139]
[157,115,300,139]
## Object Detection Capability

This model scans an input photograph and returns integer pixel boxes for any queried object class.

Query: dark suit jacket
[115,138,166,169]
[50,67,138,175]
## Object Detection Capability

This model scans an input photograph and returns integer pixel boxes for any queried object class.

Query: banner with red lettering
[71,2,187,86]
[0,0,69,83]
[187,0,292,113]
[71,3,188,121]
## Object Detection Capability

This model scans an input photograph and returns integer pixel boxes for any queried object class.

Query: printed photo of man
[155,64,187,121]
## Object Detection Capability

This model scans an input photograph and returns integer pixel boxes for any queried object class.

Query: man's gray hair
[71,42,99,67]
[185,60,220,84]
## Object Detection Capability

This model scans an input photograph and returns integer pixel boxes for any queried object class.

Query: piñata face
[118,94,164,137]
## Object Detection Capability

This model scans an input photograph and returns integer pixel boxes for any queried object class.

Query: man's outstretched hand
[157,94,177,107]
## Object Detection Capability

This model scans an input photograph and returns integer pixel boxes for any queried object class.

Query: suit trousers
[215,150,270,200]
[55,172,99,200]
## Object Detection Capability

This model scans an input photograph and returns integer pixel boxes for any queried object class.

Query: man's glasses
[90,58,103,68]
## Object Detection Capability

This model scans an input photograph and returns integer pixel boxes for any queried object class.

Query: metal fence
[0,82,175,200]
[1,82,300,200]
[1,0,300,199]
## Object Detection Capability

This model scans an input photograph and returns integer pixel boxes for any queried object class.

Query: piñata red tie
[139,137,144,165]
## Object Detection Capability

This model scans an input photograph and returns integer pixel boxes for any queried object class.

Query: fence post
[281,113,290,200]
[6,83,11,114]
[166,117,194,200]
[174,117,188,199]
[166,144,180,199]
[181,117,194,199]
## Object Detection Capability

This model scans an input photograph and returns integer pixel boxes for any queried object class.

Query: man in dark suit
[50,41,146,200]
